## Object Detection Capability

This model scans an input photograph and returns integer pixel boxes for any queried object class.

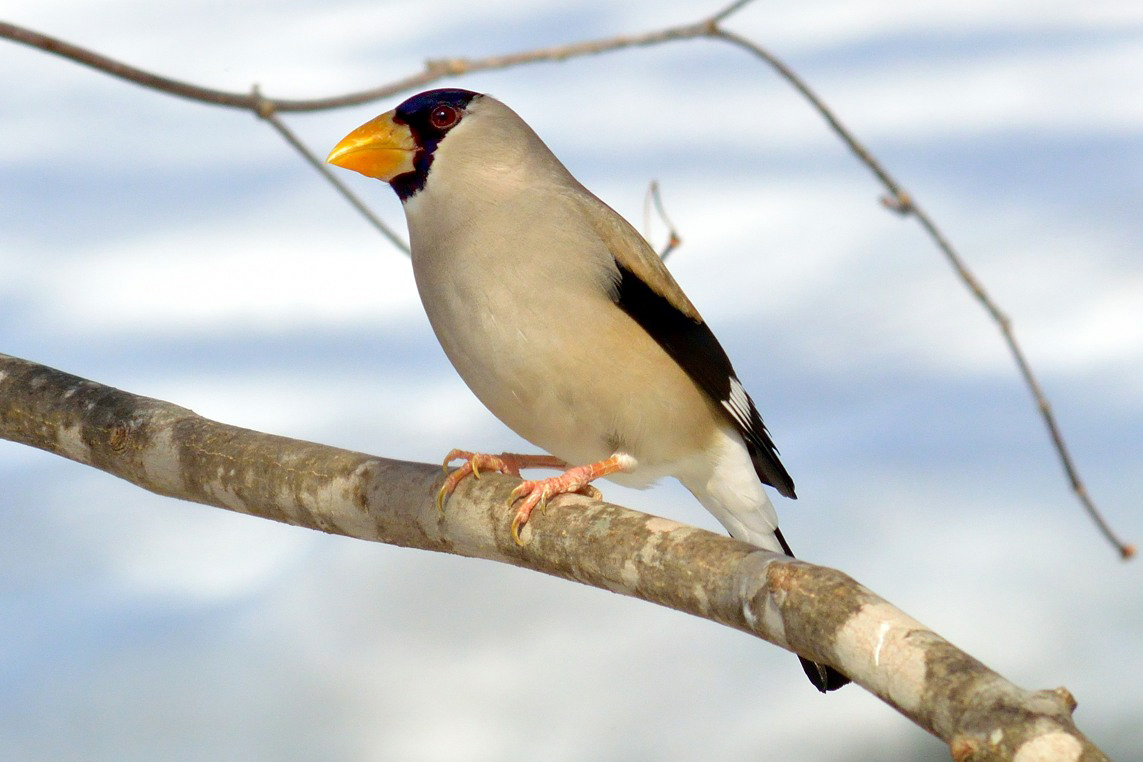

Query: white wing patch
[721,377,755,436]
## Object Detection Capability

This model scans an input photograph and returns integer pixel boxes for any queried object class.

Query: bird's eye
[429,104,459,130]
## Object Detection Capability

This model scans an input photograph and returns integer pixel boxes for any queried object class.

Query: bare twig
[250,88,410,253]
[707,26,1134,560]
[0,12,724,113]
[644,181,683,260]
[0,1,1129,557]
[0,352,1111,761]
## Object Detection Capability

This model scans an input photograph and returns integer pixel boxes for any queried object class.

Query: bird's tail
[773,528,851,693]
[678,436,851,692]
[691,495,851,692]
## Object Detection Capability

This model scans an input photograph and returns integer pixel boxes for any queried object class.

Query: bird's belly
[419,273,714,477]
[425,286,610,459]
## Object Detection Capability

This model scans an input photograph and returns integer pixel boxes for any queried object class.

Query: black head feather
[389,88,482,200]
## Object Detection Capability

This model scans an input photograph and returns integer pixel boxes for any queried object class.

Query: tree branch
[0,352,1109,761]
[707,25,1134,560]
[0,12,722,113]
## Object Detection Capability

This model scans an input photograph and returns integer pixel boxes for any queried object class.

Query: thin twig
[707,25,1134,559]
[250,89,410,254]
[644,181,682,261]
[0,15,718,113]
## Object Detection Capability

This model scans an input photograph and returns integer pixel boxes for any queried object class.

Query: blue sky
[2,1,1141,759]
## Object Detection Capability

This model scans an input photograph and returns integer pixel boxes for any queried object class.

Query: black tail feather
[773,526,795,556]
[799,657,852,693]
[773,528,852,693]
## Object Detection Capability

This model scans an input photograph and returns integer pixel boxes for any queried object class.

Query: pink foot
[437,449,569,511]
[508,454,632,545]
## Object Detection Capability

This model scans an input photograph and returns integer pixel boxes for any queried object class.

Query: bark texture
[0,353,1108,761]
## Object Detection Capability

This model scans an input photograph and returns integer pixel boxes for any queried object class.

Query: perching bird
[327,88,849,692]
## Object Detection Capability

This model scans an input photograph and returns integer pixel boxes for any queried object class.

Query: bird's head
[328,88,567,207]
[327,88,486,201]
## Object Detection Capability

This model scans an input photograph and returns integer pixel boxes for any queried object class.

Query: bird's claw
[506,478,604,546]
[509,486,548,546]
[436,451,616,545]
[577,484,603,501]
[437,450,514,513]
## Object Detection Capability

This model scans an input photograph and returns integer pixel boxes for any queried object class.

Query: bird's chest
[416,256,542,379]
[408,217,622,457]
[413,240,603,390]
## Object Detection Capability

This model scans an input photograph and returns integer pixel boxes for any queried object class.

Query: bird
[327,88,849,692]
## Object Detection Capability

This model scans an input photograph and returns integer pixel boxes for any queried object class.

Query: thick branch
[0,353,1107,761]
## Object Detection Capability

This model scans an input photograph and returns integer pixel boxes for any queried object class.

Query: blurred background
[2,1,1141,759]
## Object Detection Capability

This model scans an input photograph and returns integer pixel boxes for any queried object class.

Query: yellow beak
[326,111,416,180]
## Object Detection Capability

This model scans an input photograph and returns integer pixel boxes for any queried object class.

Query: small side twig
[644,181,682,261]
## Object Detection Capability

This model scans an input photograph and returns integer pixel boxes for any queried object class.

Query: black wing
[612,261,796,499]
